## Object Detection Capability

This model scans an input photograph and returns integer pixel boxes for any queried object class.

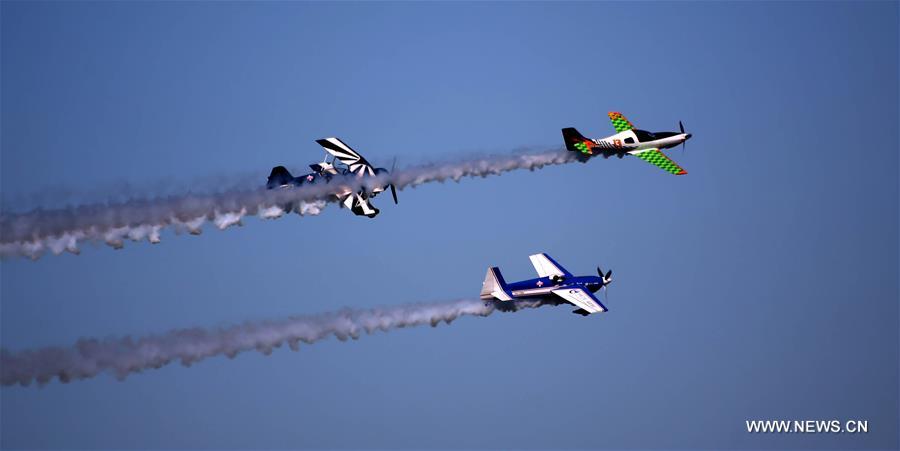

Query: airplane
[266,137,397,218]
[480,253,613,316]
[562,112,692,175]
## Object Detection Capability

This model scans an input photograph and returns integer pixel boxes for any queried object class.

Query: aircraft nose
[685,133,692,140]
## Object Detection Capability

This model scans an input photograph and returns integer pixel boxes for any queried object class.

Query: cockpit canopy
[633,129,679,143]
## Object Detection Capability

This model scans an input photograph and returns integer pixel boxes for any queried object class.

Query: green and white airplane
[562,112,692,175]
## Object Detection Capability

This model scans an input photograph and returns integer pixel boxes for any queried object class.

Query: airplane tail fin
[480,267,513,301]
[561,127,596,158]
[267,166,293,188]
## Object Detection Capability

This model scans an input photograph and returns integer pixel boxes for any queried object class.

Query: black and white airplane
[480,253,614,316]
[266,137,397,218]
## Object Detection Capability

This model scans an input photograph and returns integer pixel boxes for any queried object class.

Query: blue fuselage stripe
[505,276,603,299]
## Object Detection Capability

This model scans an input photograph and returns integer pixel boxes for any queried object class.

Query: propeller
[389,157,399,204]
[596,266,612,301]
[597,266,612,283]
[596,266,612,300]
[679,120,690,153]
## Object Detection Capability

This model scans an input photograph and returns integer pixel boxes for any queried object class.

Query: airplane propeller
[679,120,691,153]
[597,266,612,283]
[389,157,399,205]
[597,266,613,300]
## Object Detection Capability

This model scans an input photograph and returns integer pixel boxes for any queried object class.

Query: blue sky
[1,1,897,449]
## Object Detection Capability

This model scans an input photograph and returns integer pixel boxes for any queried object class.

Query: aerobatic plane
[266,137,397,218]
[562,112,692,175]
[480,253,613,316]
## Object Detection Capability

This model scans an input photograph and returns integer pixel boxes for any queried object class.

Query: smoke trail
[0,298,557,387]
[0,148,577,259]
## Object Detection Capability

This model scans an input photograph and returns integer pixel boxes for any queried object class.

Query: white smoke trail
[0,298,557,387]
[0,148,576,259]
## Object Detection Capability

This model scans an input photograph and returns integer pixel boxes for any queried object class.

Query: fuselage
[266,166,387,197]
[506,275,605,299]
[591,129,691,154]
[272,171,329,187]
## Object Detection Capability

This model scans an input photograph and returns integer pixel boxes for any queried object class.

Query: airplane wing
[528,253,573,278]
[315,137,376,176]
[552,287,608,314]
[628,148,688,175]
[340,192,379,217]
[608,112,634,133]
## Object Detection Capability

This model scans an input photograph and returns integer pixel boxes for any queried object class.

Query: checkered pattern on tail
[608,112,634,132]
[562,127,597,156]
[572,140,594,155]
[632,149,687,175]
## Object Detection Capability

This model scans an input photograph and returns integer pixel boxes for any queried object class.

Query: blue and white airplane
[480,253,613,316]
